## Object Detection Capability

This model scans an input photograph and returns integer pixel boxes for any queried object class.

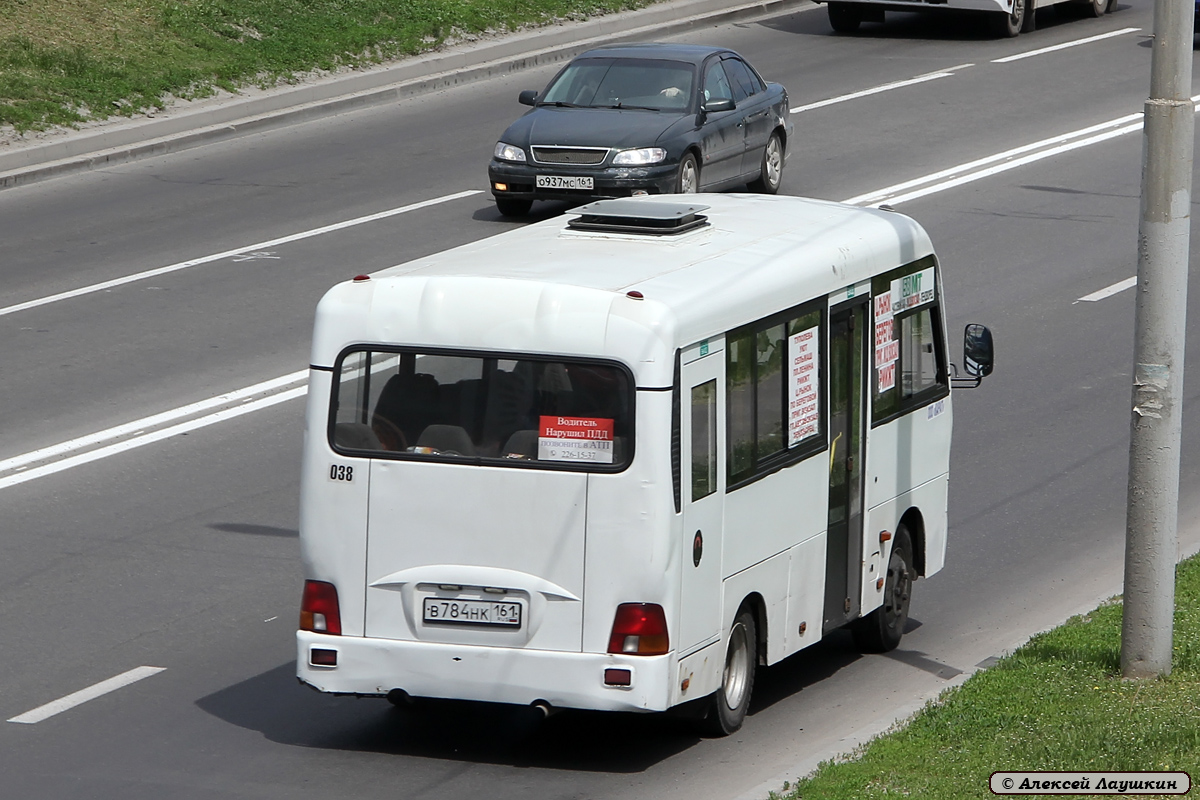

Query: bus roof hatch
[567,198,710,236]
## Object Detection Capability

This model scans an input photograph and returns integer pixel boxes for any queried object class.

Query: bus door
[824,299,867,632]
[679,342,725,654]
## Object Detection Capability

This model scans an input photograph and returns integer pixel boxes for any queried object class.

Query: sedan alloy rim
[765,138,782,188]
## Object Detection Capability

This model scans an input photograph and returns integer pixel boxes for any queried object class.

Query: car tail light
[607,603,669,655]
[299,580,342,635]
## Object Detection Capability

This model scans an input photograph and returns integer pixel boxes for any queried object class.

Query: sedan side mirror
[518,90,538,106]
[703,98,735,114]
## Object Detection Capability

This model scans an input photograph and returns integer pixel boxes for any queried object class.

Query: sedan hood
[504,107,686,150]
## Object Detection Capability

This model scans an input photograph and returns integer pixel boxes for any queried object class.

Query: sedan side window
[703,61,734,106]
[721,58,757,103]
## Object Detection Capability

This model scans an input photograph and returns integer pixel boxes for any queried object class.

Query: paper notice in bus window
[787,326,820,446]
[874,291,898,394]
[538,416,615,464]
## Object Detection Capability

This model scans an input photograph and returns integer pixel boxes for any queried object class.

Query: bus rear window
[329,350,633,470]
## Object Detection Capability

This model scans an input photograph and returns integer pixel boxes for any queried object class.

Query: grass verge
[783,555,1200,800]
[1,0,653,133]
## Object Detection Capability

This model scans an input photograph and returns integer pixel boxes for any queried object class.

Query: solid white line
[0,370,307,475]
[847,92,1200,207]
[1078,276,1137,302]
[8,666,166,724]
[791,69,964,114]
[992,28,1142,64]
[0,190,483,318]
[857,121,1142,206]
[0,386,307,491]
[842,112,1144,205]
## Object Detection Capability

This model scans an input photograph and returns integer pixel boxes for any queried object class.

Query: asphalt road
[3,2,1200,798]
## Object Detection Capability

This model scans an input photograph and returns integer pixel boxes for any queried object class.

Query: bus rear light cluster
[607,603,669,655]
[300,580,342,635]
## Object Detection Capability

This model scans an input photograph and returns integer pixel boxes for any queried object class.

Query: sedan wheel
[676,153,699,194]
[749,133,783,194]
[495,197,532,217]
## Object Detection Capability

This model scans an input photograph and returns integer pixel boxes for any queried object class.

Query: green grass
[0,0,654,132]
[782,556,1200,799]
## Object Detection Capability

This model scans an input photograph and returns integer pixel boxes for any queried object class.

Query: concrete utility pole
[1121,0,1195,679]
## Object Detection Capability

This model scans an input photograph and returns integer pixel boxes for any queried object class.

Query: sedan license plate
[423,598,522,628]
[536,175,594,190]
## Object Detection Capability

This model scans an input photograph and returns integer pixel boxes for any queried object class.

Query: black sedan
[487,43,793,216]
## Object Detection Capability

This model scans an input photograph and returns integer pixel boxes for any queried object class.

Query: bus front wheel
[851,524,913,653]
[701,608,757,736]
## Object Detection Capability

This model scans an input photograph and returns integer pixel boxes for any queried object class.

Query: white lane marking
[0,370,307,475]
[843,112,1143,205]
[790,66,972,114]
[992,27,1142,63]
[0,190,483,319]
[1078,276,1137,302]
[0,386,307,491]
[852,119,1142,206]
[8,666,166,724]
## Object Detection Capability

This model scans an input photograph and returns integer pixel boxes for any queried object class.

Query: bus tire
[1082,0,1107,17]
[827,3,862,32]
[748,132,784,194]
[851,524,913,653]
[701,608,757,736]
[495,197,532,217]
[987,0,1025,37]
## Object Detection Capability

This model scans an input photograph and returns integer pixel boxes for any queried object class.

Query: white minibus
[296,194,993,734]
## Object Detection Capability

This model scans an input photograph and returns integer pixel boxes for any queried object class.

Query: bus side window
[691,380,717,501]
[871,256,948,424]
[899,308,940,397]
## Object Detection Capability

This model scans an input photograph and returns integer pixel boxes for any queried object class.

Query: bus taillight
[607,603,669,655]
[300,580,342,635]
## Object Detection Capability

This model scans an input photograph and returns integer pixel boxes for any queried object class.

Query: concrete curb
[0,0,812,191]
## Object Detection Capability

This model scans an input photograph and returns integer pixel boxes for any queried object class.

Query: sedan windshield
[540,58,696,112]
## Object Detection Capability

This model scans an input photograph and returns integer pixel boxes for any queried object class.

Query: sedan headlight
[494,142,526,162]
[612,148,667,166]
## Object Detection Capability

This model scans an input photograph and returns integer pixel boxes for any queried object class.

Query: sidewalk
[0,0,810,190]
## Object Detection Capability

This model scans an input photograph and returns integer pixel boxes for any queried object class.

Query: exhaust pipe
[386,688,414,707]
[530,699,557,718]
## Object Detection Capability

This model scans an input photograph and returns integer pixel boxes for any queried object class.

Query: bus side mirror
[963,324,994,378]
[518,90,538,106]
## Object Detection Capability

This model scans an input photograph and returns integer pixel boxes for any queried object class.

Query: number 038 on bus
[296,194,993,735]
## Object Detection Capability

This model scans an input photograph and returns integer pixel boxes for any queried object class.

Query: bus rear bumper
[296,631,673,712]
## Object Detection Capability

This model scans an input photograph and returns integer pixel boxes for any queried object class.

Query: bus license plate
[536,175,594,190]
[422,598,522,628]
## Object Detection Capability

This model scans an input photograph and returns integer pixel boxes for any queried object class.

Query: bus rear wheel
[851,524,913,653]
[701,608,757,736]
